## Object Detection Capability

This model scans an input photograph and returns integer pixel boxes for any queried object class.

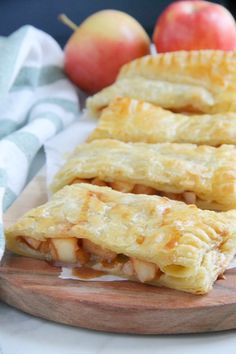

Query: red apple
[153,0,236,52]
[60,11,150,94]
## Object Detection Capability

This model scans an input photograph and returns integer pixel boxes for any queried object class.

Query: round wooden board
[1,252,236,334]
[1,171,236,334]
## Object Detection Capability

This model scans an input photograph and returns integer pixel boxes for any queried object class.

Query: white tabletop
[1,151,236,354]
[1,301,236,354]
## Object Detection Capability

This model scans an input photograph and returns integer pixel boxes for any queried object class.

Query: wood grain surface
[1,172,236,334]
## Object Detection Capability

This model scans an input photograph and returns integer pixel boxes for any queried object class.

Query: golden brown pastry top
[51,139,236,210]
[118,51,236,92]
[6,183,236,268]
[88,97,236,146]
[86,77,215,116]
[6,183,236,294]
[86,50,236,116]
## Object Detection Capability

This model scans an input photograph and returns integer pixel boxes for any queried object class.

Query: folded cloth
[0,25,80,258]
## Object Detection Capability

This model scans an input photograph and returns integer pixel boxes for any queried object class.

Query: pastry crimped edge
[118,50,236,91]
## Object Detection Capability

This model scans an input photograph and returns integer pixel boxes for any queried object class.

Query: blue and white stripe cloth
[0,25,79,258]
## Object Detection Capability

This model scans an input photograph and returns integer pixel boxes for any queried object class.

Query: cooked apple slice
[122,260,134,276]
[132,258,157,282]
[183,191,196,204]
[23,236,41,250]
[50,238,78,263]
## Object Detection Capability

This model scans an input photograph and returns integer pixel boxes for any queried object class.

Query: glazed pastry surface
[86,50,236,116]
[88,97,236,146]
[51,139,236,211]
[6,183,236,294]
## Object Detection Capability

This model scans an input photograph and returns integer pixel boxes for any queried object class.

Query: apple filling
[19,236,162,283]
[70,177,197,205]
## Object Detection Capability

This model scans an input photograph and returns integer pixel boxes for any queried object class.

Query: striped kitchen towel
[0,25,79,259]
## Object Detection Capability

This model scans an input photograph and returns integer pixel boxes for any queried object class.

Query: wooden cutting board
[1,172,236,334]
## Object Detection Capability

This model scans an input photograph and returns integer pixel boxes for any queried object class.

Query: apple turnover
[86,50,236,116]
[51,139,236,211]
[5,183,236,294]
[88,97,236,146]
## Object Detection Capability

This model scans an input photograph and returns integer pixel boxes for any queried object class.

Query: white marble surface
[1,147,236,354]
[1,301,236,354]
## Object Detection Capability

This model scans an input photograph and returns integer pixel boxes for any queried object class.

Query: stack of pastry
[6,50,236,294]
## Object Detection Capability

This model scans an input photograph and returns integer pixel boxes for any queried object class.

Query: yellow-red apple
[60,11,150,93]
[153,0,236,52]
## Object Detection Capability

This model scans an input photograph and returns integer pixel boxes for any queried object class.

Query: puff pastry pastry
[51,139,236,211]
[86,50,236,116]
[88,97,236,146]
[6,183,236,294]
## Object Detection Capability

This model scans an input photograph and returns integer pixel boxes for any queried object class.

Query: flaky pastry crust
[86,50,236,116]
[51,139,236,211]
[5,183,236,294]
[88,97,236,146]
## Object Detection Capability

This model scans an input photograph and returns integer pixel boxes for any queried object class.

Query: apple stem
[58,14,78,31]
